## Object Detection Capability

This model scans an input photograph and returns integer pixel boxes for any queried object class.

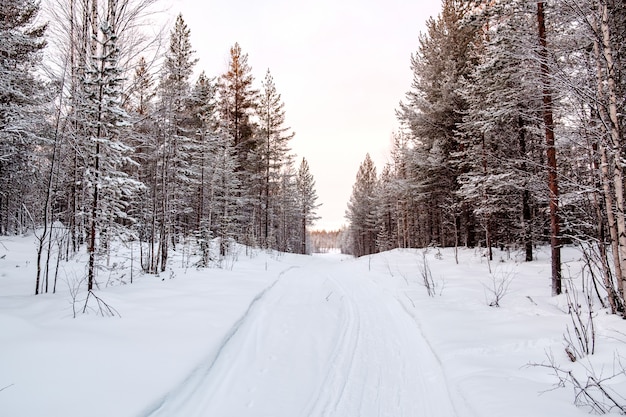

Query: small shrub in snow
[82,290,121,318]
[483,265,515,307]
[419,250,437,297]
[532,352,626,415]
[66,272,120,318]
[563,281,596,361]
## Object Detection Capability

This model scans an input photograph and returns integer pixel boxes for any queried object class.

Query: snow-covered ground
[1,234,625,416]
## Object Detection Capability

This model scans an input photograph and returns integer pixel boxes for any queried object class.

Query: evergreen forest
[1,0,319,295]
[344,0,626,316]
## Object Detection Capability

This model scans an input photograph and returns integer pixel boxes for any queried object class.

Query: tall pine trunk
[537,1,561,295]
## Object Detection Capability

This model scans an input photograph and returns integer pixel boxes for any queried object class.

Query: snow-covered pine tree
[81,0,142,291]
[187,71,219,265]
[211,134,241,263]
[376,132,419,250]
[296,158,320,255]
[375,164,398,252]
[218,42,259,169]
[129,56,156,117]
[275,164,299,252]
[384,132,417,249]
[458,1,545,262]
[257,69,294,249]
[40,0,160,280]
[154,13,197,271]
[217,43,259,244]
[126,55,160,273]
[396,0,479,248]
[0,0,48,235]
[346,154,378,257]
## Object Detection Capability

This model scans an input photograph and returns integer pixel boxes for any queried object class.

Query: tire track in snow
[137,266,297,417]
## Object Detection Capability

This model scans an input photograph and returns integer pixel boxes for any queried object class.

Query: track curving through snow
[140,255,460,417]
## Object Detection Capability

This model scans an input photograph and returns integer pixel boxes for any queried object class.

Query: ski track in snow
[313,267,460,417]
[138,259,459,417]
[138,266,297,417]
[394,292,477,417]
[304,273,361,417]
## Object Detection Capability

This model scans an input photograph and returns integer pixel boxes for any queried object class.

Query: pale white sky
[166,0,442,230]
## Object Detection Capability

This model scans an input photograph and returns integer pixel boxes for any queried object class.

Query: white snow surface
[1,235,625,416]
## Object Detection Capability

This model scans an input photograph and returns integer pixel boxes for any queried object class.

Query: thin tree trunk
[593,143,619,313]
[518,115,533,262]
[53,234,63,294]
[71,148,78,253]
[87,149,99,292]
[583,99,619,311]
[87,7,107,290]
[598,141,621,286]
[301,213,306,255]
[598,0,626,308]
[198,139,205,231]
[160,127,171,272]
[149,158,157,273]
[486,222,493,262]
[592,7,625,311]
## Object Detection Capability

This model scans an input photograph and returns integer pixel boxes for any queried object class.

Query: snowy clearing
[1,235,625,416]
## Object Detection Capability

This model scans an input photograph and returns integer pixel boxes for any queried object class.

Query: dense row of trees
[0,0,319,294]
[346,0,626,314]
[309,229,344,253]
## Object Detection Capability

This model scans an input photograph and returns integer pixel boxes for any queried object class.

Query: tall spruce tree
[153,13,197,271]
[127,55,160,273]
[257,69,294,248]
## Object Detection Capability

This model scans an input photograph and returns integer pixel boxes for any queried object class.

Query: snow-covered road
[2,239,607,417]
[142,256,460,417]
